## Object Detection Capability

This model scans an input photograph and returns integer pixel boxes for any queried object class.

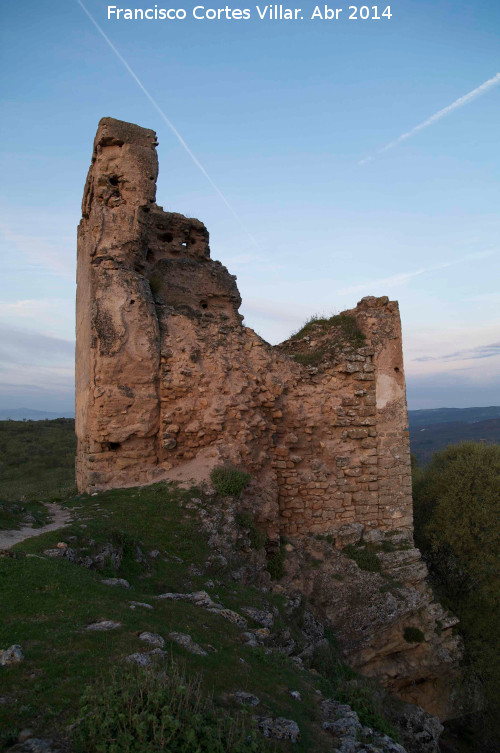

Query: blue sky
[0,0,499,413]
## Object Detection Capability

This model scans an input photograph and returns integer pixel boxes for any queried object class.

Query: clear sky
[1,0,499,413]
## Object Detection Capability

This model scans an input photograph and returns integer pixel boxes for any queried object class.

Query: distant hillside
[408,406,500,429]
[0,408,75,421]
[409,413,500,466]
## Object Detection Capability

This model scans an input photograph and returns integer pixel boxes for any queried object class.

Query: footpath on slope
[0,503,73,550]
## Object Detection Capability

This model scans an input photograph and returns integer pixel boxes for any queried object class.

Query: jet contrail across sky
[359,72,500,165]
[75,0,259,249]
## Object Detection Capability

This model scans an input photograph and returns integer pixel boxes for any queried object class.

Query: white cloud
[359,72,500,165]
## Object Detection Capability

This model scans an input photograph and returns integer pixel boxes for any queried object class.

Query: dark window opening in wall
[200,301,208,309]
[146,249,155,262]
[103,441,121,451]
[159,232,173,243]
[130,299,135,305]
[109,176,119,186]
[394,367,400,373]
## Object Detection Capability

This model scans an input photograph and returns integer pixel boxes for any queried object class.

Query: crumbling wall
[76,117,412,541]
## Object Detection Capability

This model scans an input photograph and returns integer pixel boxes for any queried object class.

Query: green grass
[288,314,366,368]
[0,483,326,751]
[0,500,51,531]
[0,421,401,752]
[210,465,251,497]
[290,314,366,348]
[403,627,425,644]
[74,660,267,753]
[0,419,76,503]
[344,544,382,573]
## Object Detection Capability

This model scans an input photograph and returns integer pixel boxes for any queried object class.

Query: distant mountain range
[0,408,75,421]
[408,406,500,465]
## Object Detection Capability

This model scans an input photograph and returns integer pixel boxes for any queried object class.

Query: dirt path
[0,503,74,550]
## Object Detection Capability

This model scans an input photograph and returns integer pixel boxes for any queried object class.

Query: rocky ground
[0,481,450,753]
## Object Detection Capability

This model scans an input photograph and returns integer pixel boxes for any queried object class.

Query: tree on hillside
[413,442,500,749]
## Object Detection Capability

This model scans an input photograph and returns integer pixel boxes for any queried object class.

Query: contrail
[76,0,259,248]
[359,72,500,165]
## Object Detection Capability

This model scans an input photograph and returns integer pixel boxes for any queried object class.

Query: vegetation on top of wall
[288,314,366,367]
[290,313,366,348]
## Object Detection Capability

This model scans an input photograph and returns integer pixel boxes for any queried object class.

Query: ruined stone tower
[76,117,413,541]
[76,119,462,718]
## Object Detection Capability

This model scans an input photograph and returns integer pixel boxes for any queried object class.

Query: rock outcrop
[75,118,461,721]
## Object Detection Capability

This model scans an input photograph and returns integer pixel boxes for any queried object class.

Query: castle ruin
[75,118,463,719]
[76,117,412,542]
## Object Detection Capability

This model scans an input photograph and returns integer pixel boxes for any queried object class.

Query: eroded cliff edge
[76,117,462,720]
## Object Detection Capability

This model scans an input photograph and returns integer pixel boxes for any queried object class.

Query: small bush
[313,640,399,740]
[149,275,162,295]
[267,539,286,580]
[291,313,365,348]
[74,661,265,753]
[345,544,381,573]
[403,626,425,643]
[210,465,251,497]
[236,511,266,550]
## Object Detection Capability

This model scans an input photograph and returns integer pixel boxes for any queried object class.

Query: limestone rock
[101,577,130,588]
[234,691,260,706]
[257,717,300,742]
[125,648,166,667]
[241,606,274,628]
[168,632,208,656]
[0,644,23,666]
[138,631,165,648]
[85,620,121,631]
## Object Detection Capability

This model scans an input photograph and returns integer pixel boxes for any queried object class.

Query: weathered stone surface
[101,577,130,588]
[257,716,301,742]
[85,620,121,631]
[234,691,260,706]
[168,632,208,656]
[138,631,165,648]
[76,118,413,544]
[124,648,166,667]
[282,536,462,719]
[75,118,460,722]
[0,644,23,666]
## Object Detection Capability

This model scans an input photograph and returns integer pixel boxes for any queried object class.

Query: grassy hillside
[0,422,401,752]
[0,419,76,505]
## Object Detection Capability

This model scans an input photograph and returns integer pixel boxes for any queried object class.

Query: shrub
[73,661,265,753]
[210,465,251,497]
[345,544,381,573]
[403,626,425,643]
[267,539,286,580]
[148,275,162,295]
[413,442,500,746]
[291,313,365,348]
[235,511,266,550]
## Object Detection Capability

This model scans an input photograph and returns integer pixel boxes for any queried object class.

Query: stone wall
[76,117,412,541]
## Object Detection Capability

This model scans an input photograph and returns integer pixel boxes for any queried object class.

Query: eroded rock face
[281,535,462,720]
[76,117,412,542]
